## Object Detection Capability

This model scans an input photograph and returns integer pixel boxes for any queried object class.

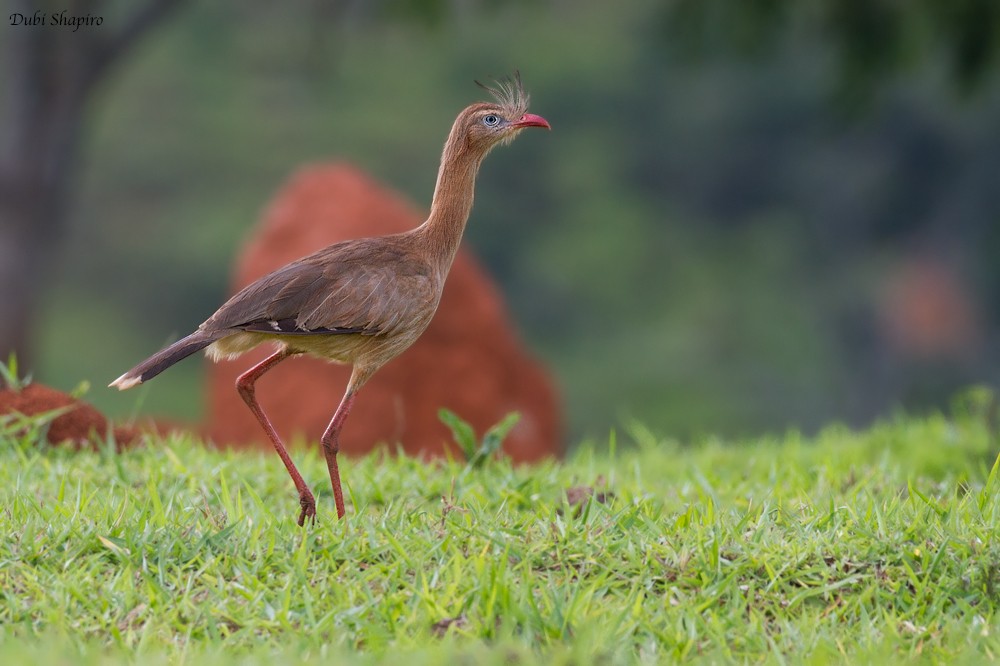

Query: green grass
[3,391,1000,664]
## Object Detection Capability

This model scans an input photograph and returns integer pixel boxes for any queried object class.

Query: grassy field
[3,390,1000,664]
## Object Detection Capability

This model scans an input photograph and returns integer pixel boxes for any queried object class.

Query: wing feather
[200,236,437,338]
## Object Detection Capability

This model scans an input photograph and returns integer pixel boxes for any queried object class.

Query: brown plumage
[110,73,550,525]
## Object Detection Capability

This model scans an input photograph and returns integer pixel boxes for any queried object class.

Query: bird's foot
[297,494,317,527]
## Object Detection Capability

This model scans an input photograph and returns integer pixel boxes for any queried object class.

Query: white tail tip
[109,373,141,391]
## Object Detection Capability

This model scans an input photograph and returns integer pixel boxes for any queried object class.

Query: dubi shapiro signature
[9,10,104,32]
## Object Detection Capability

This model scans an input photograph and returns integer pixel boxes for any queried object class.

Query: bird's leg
[235,348,316,526]
[320,386,360,520]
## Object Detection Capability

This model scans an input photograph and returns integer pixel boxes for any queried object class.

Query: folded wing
[201,237,436,338]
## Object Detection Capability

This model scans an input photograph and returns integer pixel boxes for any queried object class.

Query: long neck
[417,126,485,275]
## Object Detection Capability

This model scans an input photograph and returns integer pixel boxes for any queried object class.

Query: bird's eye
[483,114,501,127]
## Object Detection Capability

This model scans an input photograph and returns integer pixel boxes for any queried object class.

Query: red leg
[320,388,358,519]
[236,348,316,526]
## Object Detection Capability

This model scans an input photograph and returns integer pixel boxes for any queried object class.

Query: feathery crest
[475,71,530,118]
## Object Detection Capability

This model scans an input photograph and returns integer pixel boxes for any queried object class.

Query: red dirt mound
[0,383,139,449]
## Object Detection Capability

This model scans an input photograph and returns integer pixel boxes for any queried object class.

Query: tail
[110,330,220,390]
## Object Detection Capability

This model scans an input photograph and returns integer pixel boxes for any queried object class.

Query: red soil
[0,383,139,449]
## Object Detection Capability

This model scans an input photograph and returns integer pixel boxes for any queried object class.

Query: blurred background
[2,0,999,445]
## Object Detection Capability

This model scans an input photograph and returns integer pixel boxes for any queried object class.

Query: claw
[297,495,317,527]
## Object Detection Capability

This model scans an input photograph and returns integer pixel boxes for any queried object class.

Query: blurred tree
[661,0,1000,102]
[0,0,185,364]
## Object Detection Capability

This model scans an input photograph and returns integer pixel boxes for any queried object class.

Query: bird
[110,73,550,526]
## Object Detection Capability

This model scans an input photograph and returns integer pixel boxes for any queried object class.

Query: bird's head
[452,72,550,155]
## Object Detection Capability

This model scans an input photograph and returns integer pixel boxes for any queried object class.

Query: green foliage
[951,384,1000,429]
[3,401,1000,663]
[69,380,91,400]
[0,353,31,392]
[438,408,521,469]
[662,0,1000,98]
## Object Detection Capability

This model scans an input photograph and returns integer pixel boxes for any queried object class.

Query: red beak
[512,113,551,130]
